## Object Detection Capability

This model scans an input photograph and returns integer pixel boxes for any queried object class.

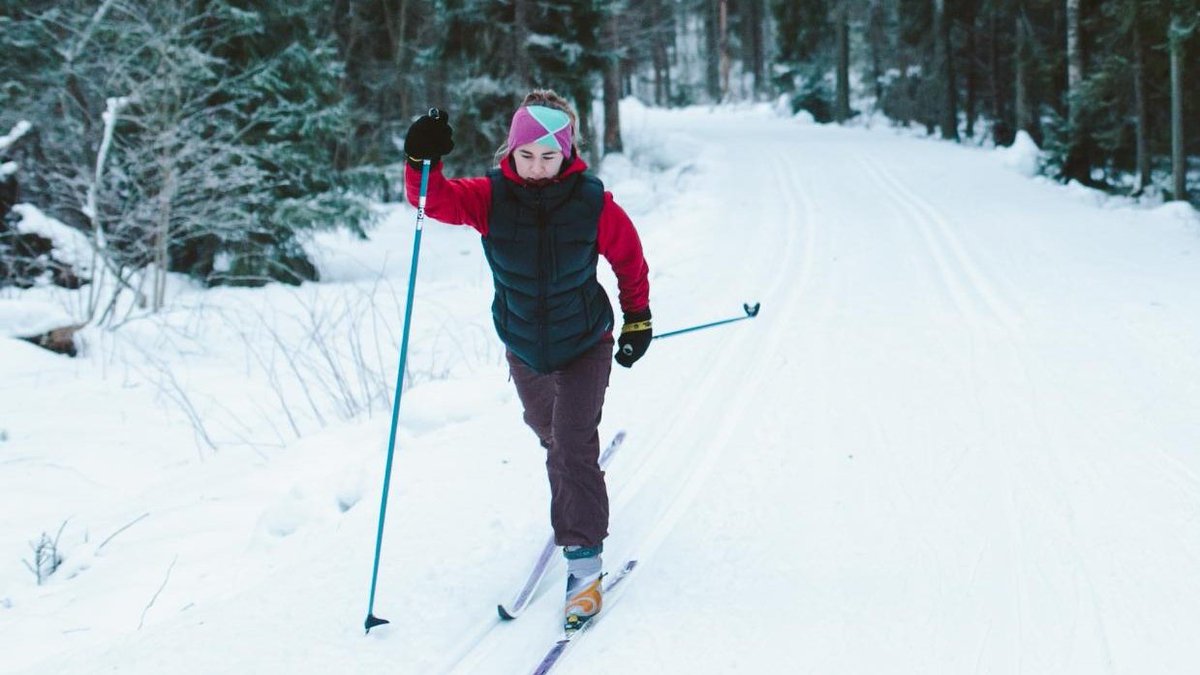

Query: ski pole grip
[429,107,441,118]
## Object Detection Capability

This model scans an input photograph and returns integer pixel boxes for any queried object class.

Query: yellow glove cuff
[622,320,652,333]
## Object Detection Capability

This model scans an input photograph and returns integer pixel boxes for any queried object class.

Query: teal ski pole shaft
[365,124,437,633]
[650,302,761,341]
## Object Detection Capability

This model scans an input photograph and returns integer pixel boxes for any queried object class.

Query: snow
[1000,129,1042,177]
[0,299,75,337]
[3,102,1200,674]
[9,204,95,276]
[0,120,31,152]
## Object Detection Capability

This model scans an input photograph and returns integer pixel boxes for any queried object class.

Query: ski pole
[645,302,761,343]
[364,111,438,634]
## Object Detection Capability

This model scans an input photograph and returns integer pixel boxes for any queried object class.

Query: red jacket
[404,156,650,316]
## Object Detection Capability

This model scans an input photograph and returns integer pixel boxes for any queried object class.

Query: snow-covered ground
[3,102,1200,674]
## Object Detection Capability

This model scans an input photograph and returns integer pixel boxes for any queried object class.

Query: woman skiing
[402,90,652,631]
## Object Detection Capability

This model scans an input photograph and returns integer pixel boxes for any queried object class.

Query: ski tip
[498,604,518,621]
[364,613,390,634]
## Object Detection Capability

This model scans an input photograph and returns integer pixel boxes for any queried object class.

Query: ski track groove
[857,154,1020,331]
[857,150,1124,671]
[854,155,976,320]
[857,152,1030,668]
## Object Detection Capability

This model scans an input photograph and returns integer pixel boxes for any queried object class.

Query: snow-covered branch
[83,96,130,231]
[0,121,32,153]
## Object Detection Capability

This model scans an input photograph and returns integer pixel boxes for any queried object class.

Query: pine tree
[1,0,380,313]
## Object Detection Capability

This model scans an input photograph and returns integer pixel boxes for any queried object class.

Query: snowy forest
[2,0,1199,319]
[5,2,1200,673]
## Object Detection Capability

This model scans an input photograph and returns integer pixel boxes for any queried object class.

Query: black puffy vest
[483,168,614,373]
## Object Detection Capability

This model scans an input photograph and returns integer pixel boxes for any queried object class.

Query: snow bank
[1150,200,1200,227]
[999,130,1041,177]
[598,152,657,215]
[0,299,74,337]
[10,204,94,275]
[603,99,703,218]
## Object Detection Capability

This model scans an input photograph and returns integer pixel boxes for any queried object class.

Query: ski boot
[563,545,603,632]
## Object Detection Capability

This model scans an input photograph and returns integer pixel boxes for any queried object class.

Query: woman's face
[512,141,565,183]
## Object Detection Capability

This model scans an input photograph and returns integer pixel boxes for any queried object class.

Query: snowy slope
[3,103,1200,674]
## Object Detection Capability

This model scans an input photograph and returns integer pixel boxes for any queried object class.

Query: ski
[530,560,638,675]
[497,430,626,621]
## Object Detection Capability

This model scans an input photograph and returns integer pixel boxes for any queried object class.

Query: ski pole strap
[622,319,652,333]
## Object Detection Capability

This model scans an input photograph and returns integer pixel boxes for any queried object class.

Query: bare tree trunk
[935,0,959,140]
[835,1,851,123]
[514,0,532,88]
[1015,9,1036,141]
[747,0,766,98]
[868,0,886,104]
[650,0,666,105]
[398,0,409,67]
[1170,16,1186,201]
[965,2,978,138]
[154,159,173,312]
[1132,0,1150,194]
[705,0,720,101]
[989,1,1011,144]
[1061,0,1094,183]
[381,0,410,118]
[1065,0,1084,122]
[719,0,731,99]
[603,9,623,155]
[573,84,596,165]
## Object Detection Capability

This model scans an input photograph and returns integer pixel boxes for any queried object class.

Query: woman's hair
[494,88,585,164]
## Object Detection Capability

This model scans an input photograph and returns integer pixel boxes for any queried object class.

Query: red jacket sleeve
[596,193,650,315]
[404,162,492,236]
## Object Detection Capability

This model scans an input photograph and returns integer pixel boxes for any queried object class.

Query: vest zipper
[535,190,550,369]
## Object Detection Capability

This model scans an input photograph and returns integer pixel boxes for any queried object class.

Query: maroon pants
[507,339,613,549]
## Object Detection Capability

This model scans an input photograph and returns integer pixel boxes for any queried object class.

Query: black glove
[614,308,652,368]
[404,109,454,167]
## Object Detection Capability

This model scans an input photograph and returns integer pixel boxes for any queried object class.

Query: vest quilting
[483,169,614,372]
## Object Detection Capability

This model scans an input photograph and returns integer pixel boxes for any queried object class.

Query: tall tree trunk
[154,158,173,312]
[1066,0,1083,122]
[1169,16,1187,201]
[571,82,596,165]
[936,0,959,140]
[705,0,720,101]
[868,0,885,104]
[603,9,623,155]
[1132,0,1150,194]
[1062,0,1092,183]
[719,0,731,99]
[514,0,532,87]
[835,1,851,123]
[747,0,766,98]
[651,0,669,105]
[965,2,978,138]
[989,0,1012,144]
[1015,8,1037,142]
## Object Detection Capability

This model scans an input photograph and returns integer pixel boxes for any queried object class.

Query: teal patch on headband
[526,105,570,133]
[534,134,562,150]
